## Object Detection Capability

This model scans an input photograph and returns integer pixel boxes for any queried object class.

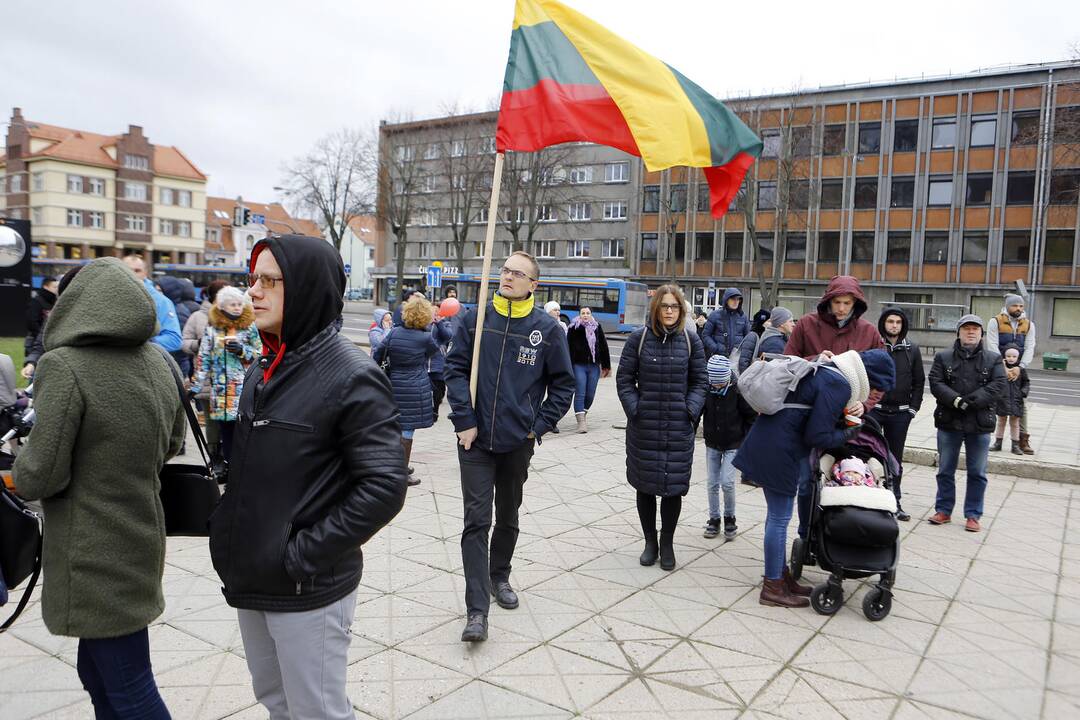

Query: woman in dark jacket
[374,295,444,486]
[617,284,707,571]
[566,306,611,433]
[734,349,895,608]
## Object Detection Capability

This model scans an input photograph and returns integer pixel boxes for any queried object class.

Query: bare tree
[280,128,372,250]
[432,109,497,269]
[500,145,576,254]
[375,119,432,307]
[656,179,688,283]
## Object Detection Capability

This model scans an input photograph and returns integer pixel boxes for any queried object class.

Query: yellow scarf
[492,292,535,319]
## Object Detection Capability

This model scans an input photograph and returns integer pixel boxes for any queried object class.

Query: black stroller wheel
[789,537,805,580]
[862,588,892,621]
[810,582,843,615]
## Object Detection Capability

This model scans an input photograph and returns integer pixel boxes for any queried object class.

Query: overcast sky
[4,0,1078,210]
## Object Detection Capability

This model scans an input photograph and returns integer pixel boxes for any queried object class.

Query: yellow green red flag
[496,0,763,218]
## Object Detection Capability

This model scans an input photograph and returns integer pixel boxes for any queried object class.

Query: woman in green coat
[13,257,186,718]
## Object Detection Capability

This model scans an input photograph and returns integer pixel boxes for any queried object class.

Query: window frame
[568,202,592,222]
[886,231,911,262]
[853,178,878,210]
[1044,230,1075,266]
[566,239,591,258]
[1051,297,1080,338]
[1006,172,1036,205]
[820,179,844,209]
[67,174,83,194]
[66,208,83,227]
[605,162,629,183]
[961,232,989,264]
[89,177,105,196]
[923,232,949,264]
[927,177,954,206]
[757,181,777,210]
[822,124,846,156]
[569,166,593,184]
[850,232,875,263]
[858,123,881,154]
[601,238,626,258]
[964,174,994,206]
[893,119,919,152]
[602,200,628,221]
[817,231,841,262]
[890,177,915,208]
[969,116,997,148]
[1001,231,1031,264]
[931,118,957,150]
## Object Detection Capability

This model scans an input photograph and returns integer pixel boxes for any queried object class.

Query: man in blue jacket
[444,251,575,643]
[702,287,750,358]
[122,254,182,352]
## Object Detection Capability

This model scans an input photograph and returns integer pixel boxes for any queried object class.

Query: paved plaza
[2,386,1079,719]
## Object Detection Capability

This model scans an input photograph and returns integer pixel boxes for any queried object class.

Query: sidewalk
[1,387,1078,719]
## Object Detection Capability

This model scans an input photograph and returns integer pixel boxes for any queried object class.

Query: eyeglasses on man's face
[500,266,535,282]
[248,273,284,289]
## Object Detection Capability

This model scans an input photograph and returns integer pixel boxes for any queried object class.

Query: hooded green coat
[13,257,187,639]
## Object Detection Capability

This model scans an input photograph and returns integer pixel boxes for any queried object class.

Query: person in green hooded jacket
[13,257,187,719]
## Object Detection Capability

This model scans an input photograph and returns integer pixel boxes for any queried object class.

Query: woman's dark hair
[648,284,687,336]
[57,265,85,296]
[205,279,229,303]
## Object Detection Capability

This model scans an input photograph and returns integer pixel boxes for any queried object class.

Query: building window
[124,182,148,201]
[785,233,806,262]
[790,180,811,210]
[757,181,777,210]
[568,202,592,221]
[965,174,993,205]
[822,125,846,156]
[603,200,627,220]
[480,137,497,154]
[970,116,997,147]
[1052,298,1080,337]
[451,140,466,157]
[32,172,44,191]
[858,123,881,154]
[536,204,555,222]
[476,207,489,223]
[753,233,774,262]
[67,209,83,227]
[423,144,439,160]
[6,208,20,219]
[1002,231,1031,263]
[641,232,658,260]
[962,232,988,263]
[818,232,840,262]
[923,232,949,263]
[178,190,191,207]
[673,232,686,261]
[643,185,660,212]
[31,207,42,225]
[928,178,953,206]
[820,180,844,209]
[791,126,812,157]
[1049,170,1080,205]
[723,233,743,262]
[90,212,105,229]
[569,166,593,184]
[123,154,149,170]
[535,239,555,258]
[159,219,174,235]
[695,232,714,261]
[696,183,710,212]
[1011,111,1041,146]
[893,120,919,152]
[67,174,83,193]
[894,293,935,330]
[125,215,147,232]
[160,187,174,205]
[178,221,191,237]
[9,174,21,192]
[668,184,687,212]
[887,232,911,262]
[1045,230,1075,265]
[396,145,415,162]
[931,118,957,149]
[206,227,221,245]
[1054,107,1080,143]
[89,177,105,196]
[567,240,591,258]
[762,130,781,158]
[605,162,629,183]
[854,179,877,209]
[451,174,467,190]
[419,175,435,193]
[602,238,625,258]
[890,178,915,208]
[851,232,874,262]
[1006,172,1036,205]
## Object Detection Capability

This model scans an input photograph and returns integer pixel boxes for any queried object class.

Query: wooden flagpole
[469,151,505,406]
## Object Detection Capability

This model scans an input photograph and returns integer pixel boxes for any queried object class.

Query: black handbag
[156,349,221,537]
[0,462,42,632]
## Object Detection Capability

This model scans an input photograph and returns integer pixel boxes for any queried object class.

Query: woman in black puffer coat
[373,295,445,486]
[616,284,708,571]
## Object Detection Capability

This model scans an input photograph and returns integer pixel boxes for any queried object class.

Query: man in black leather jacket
[209,234,407,719]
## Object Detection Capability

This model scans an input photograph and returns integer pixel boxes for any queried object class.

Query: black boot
[659,532,676,571]
[639,532,659,566]
[991,438,1003,452]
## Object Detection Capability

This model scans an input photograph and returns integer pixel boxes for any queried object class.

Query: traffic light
[233,206,252,227]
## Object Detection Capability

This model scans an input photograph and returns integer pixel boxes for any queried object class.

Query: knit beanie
[830,350,870,409]
[839,457,867,476]
[1005,293,1023,308]
[216,286,246,309]
[769,306,793,327]
[707,354,731,386]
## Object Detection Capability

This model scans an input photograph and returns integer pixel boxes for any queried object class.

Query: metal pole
[469,152,505,406]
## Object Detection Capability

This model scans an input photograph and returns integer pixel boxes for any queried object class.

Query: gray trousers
[236,589,358,720]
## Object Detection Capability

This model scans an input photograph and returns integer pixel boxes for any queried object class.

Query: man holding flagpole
[443,251,574,642]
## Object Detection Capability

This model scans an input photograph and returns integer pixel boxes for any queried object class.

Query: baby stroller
[789,414,900,621]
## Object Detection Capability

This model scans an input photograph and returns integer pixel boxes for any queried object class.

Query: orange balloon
[439,297,461,317]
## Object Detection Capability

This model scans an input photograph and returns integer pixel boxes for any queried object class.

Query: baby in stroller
[829,457,879,488]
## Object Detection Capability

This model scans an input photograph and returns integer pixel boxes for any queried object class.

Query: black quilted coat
[616,325,708,497]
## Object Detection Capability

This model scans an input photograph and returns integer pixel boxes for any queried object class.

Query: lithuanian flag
[496,0,763,219]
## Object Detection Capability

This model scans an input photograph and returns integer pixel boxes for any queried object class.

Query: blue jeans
[573,363,601,413]
[705,447,737,519]
[795,457,813,539]
[762,488,795,580]
[77,627,171,719]
[935,430,991,519]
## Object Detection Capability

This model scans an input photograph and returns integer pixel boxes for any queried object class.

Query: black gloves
[952,396,970,411]
[841,425,862,443]
[225,339,244,355]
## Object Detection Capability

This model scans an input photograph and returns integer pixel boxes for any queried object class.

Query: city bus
[32,260,248,290]
[435,273,648,332]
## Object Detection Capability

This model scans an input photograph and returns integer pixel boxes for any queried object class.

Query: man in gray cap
[984,293,1035,454]
[734,306,794,375]
[927,315,1006,533]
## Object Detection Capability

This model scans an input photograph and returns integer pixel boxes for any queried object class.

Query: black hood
[35,287,57,307]
[250,234,345,349]
[157,275,198,305]
[878,307,910,342]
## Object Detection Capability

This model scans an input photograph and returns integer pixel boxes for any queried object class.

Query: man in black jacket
[209,235,407,719]
[869,308,924,521]
[24,276,57,355]
[444,251,575,642]
[928,314,1006,533]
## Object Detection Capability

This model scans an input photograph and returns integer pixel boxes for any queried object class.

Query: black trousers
[869,409,912,504]
[430,375,446,418]
[636,490,682,536]
[458,438,535,615]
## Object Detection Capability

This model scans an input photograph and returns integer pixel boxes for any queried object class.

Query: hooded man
[702,287,750,358]
[24,276,57,355]
[928,314,1006,533]
[984,293,1036,454]
[157,275,202,376]
[208,234,407,719]
[869,308,925,521]
[785,275,884,360]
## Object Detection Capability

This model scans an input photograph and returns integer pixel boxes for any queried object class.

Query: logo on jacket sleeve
[529,330,543,346]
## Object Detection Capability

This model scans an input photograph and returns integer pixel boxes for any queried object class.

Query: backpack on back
[737,353,819,415]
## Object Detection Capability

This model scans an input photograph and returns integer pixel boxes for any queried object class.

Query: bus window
[532,286,551,304]
[554,287,577,308]
[604,289,621,314]
[578,288,606,311]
